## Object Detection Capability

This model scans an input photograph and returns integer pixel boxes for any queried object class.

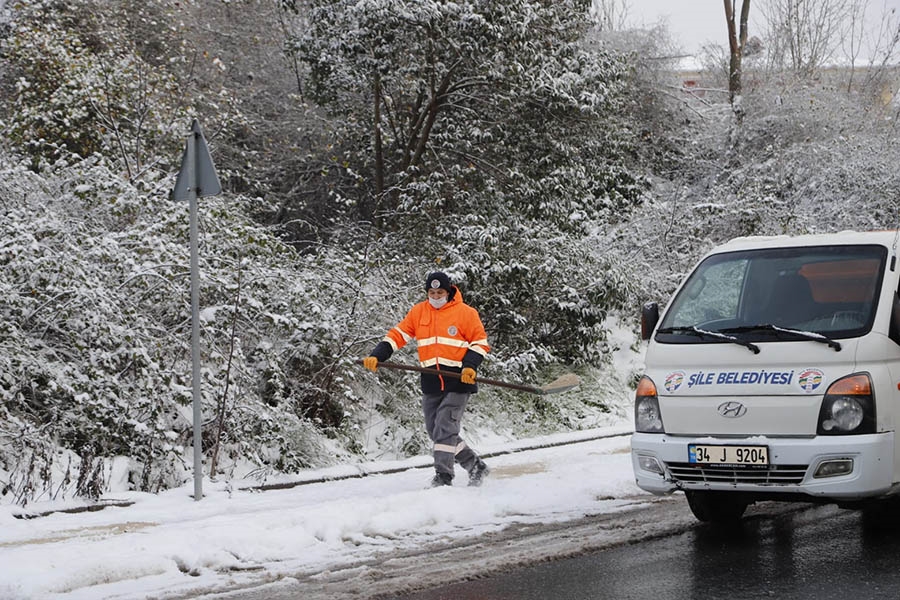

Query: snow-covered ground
[0,421,650,600]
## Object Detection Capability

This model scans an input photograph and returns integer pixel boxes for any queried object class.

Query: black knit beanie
[425,272,452,294]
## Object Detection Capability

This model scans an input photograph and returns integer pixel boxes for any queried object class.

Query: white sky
[630,0,729,55]
[628,0,900,56]
[0,424,636,600]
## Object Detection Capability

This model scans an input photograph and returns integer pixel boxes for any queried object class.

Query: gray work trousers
[422,391,479,477]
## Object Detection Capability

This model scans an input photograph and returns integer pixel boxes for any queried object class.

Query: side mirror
[641,302,660,341]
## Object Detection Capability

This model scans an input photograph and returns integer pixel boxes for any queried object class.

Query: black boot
[468,459,490,487]
[430,472,453,487]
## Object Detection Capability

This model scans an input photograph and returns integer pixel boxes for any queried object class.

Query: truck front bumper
[631,431,895,500]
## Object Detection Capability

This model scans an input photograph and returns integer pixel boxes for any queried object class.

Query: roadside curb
[241,428,634,492]
[11,500,136,520]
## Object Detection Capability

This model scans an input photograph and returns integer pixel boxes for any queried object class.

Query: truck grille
[666,462,808,485]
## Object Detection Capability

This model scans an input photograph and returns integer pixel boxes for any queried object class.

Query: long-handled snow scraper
[360,360,581,395]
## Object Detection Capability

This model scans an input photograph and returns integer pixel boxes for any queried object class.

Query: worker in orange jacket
[364,271,491,487]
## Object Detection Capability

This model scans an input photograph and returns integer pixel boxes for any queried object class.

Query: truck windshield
[657,245,886,344]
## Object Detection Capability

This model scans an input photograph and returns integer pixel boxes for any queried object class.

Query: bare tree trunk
[209,256,242,479]
[405,63,458,171]
[373,71,384,199]
[842,0,867,93]
[725,0,751,120]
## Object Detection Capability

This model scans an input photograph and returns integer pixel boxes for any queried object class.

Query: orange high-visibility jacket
[372,287,489,393]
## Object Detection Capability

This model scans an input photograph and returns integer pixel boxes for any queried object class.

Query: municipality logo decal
[664,371,685,393]
[798,368,824,393]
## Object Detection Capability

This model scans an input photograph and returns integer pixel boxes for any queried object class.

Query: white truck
[632,230,900,522]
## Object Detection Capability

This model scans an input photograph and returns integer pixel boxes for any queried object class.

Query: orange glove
[363,356,378,372]
[461,367,476,384]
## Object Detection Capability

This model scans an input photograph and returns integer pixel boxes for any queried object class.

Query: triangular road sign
[172,119,222,201]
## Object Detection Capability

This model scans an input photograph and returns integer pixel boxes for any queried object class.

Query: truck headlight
[635,376,665,433]
[817,373,875,435]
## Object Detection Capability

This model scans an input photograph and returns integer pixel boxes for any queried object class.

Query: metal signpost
[172,119,222,500]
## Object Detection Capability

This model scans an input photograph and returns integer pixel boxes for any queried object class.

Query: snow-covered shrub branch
[0,154,381,503]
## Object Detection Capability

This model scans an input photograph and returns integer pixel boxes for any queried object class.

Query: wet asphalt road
[393,502,900,600]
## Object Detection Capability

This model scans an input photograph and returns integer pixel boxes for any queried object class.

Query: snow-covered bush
[0,153,376,503]
[0,0,245,183]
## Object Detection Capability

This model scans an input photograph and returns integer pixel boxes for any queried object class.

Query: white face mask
[428,296,448,309]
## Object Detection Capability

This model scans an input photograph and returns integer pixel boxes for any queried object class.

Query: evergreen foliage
[290,0,647,368]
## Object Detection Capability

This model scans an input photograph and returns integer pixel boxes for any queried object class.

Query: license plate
[688,444,769,466]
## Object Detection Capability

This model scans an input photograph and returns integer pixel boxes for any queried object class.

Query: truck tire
[685,490,748,523]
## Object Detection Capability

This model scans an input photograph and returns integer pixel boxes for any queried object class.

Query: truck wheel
[685,490,748,523]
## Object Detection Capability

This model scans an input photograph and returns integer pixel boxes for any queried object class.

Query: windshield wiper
[656,326,760,354]
[720,324,842,352]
